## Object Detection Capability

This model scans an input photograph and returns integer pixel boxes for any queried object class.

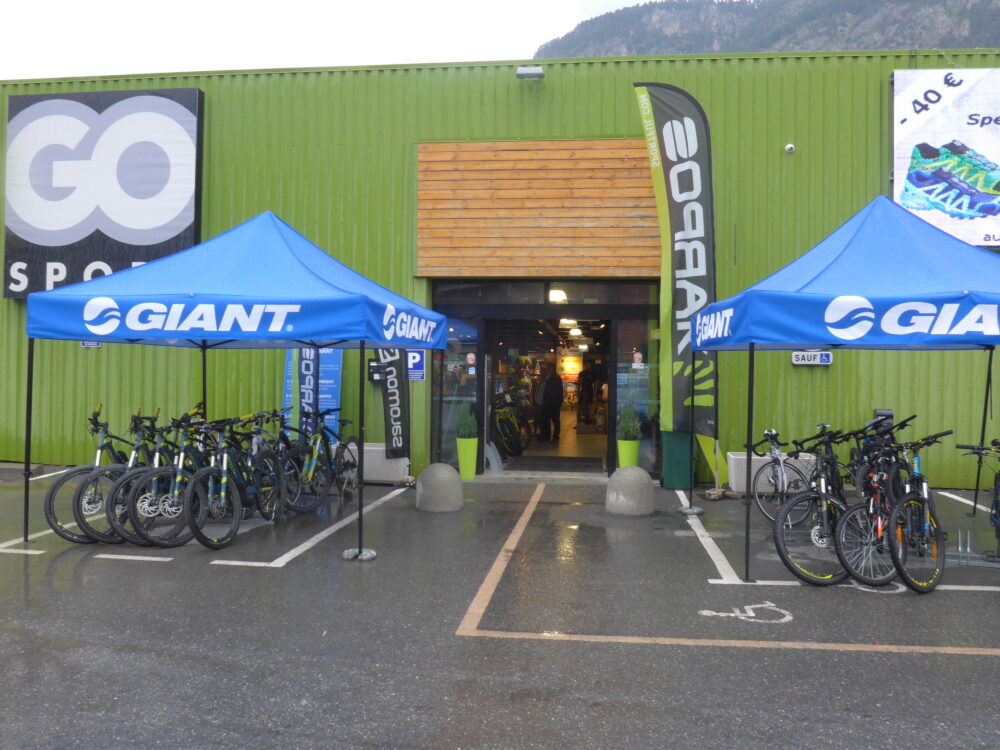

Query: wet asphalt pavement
[1,468,999,749]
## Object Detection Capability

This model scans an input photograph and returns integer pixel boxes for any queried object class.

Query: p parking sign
[407,350,425,381]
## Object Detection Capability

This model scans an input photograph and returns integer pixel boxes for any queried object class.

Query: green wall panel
[3,50,1000,483]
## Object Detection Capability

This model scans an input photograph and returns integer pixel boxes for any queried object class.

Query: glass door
[431,317,480,470]
[612,318,660,476]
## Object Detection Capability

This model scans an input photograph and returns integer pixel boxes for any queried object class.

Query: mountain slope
[535,0,1000,58]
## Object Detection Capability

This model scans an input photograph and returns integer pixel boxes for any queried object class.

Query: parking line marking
[464,628,1000,655]
[939,490,984,510]
[709,579,800,586]
[457,483,545,636]
[676,490,742,584]
[0,527,66,549]
[0,549,46,555]
[211,486,408,568]
[94,554,172,562]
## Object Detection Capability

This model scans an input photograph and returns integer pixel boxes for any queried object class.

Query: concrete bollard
[606,465,654,516]
[415,463,464,512]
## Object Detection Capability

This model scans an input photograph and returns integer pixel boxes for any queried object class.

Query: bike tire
[104,468,155,546]
[834,502,897,587]
[888,492,945,593]
[252,449,284,521]
[283,445,328,514]
[71,464,127,543]
[885,462,913,506]
[773,491,849,587]
[127,466,197,547]
[497,416,522,457]
[185,466,241,549]
[44,465,98,544]
[751,461,809,523]
[334,437,361,497]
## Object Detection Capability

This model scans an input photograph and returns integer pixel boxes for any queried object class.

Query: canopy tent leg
[344,342,375,561]
[22,338,35,543]
[743,344,755,583]
[971,345,994,517]
[201,344,208,420]
[681,346,703,516]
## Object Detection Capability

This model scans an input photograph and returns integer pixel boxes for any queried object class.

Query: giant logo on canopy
[4,89,203,298]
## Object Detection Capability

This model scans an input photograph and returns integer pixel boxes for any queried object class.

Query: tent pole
[681,346,702,516]
[744,344,755,582]
[357,341,365,552]
[201,344,208,420]
[23,337,35,543]
[971,345,994,517]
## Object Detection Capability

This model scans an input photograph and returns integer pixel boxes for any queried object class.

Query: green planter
[456,437,478,480]
[617,439,640,468]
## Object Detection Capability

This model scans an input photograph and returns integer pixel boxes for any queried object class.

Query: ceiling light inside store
[560,319,577,326]
[570,328,582,336]
[549,289,567,303]
[579,344,589,351]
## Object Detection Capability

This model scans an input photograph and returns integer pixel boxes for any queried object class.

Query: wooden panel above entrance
[417,139,660,278]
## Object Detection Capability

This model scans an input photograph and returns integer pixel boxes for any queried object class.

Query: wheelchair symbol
[698,601,793,623]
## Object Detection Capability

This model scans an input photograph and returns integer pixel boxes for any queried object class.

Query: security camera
[784,143,796,153]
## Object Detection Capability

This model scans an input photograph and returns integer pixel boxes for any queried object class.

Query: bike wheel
[44,465,98,544]
[853,462,874,502]
[496,416,521,457]
[518,418,532,451]
[834,502,896,586]
[252,450,284,521]
[283,445,328,514]
[71,465,127,543]
[773,491,849,586]
[752,461,809,523]
[335,437,361,497]
[105,468,154,546]
[888,492,945,593]
[885,462,913,505]
[185,466,241,549]
[127,466,197,547]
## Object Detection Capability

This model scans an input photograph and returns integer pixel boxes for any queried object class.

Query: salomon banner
[376,348,410,459]
[893,69,1000,246]
[5,89,203,297]
[633,82,718,440]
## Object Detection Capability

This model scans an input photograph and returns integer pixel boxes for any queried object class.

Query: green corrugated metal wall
[3,49,1000,485]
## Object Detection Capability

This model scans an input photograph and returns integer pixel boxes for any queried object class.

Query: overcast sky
[3,0,635,81]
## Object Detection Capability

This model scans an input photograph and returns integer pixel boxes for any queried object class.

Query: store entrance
[430,280,661,479]
[486,318,610,473]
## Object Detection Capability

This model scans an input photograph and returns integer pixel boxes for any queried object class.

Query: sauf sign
[4,89,203,298]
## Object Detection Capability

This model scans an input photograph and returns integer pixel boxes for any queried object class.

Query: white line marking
[0,527,64,549]
[676,490,741,584]
[939,490,980,509]
[94,554,172,562]
[709,578,800,586]
[211,486,409,568]
[938,584,1000,592]
[0,548,46,555]
[30,468,70,481]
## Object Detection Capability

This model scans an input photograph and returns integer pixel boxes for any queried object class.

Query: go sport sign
[695,295,1000,348]
[4,89,203,298]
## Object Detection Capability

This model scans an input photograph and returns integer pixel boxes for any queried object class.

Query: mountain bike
[70,409,162,543]
[184,418,284,549]
[850,414,916,504]
[773,425,852,586]
[491,392,522,459]
[834,444,900,587]
[888,430,953,593]
[126,413,213,547]
[748,429,810,522]
[43,405,132,544]
[280,408,360,514]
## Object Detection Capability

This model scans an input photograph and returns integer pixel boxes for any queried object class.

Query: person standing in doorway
[540,362,564,442]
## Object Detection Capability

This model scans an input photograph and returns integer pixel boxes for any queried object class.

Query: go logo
[5,95,198,246]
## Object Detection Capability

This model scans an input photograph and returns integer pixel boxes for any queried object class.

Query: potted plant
[616,404,641,468]
[456,402,479,480]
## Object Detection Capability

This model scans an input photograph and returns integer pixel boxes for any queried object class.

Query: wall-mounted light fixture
[569,327,582,337]
[516,65,545,81]
[549,288,567,303]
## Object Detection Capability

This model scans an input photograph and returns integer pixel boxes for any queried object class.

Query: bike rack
[952,528,1000,569]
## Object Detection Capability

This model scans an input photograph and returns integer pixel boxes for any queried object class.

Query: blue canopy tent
[23,211,448,556]
[692,196,1000,580]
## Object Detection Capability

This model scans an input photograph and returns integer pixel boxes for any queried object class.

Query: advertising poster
[282,347,343,434]
[4,89,203,297]
[893,69,1000,246]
